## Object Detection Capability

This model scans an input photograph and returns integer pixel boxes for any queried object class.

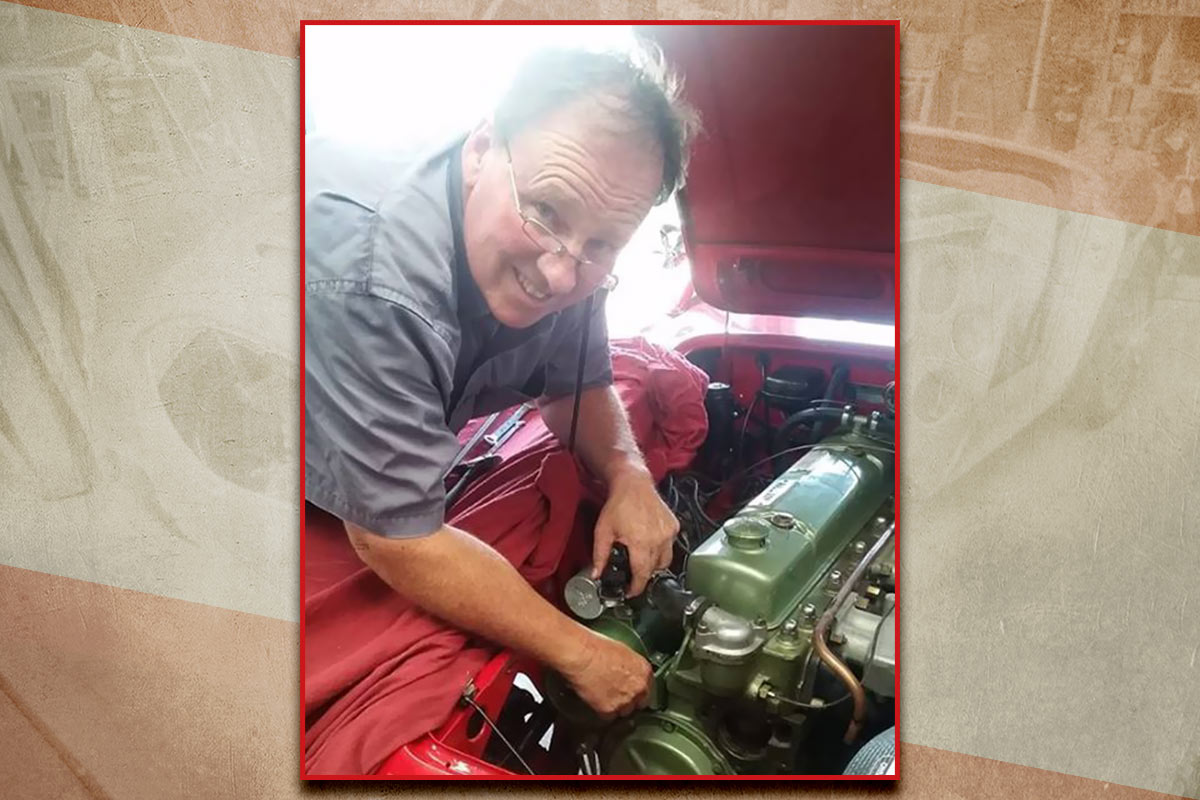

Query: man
[305,46,699,719]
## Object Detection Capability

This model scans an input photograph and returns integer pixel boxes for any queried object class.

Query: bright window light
[762,316,895,348]
[305,25,636,146]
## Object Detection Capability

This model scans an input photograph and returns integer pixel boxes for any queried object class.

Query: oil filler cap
[724,517,771,551]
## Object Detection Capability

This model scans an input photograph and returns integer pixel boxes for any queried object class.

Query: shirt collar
[445,136,492,322]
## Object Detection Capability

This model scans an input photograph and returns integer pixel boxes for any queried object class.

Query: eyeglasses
[505,147,619,292]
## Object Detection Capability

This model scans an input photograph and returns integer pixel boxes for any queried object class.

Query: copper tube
[812,521,895,744]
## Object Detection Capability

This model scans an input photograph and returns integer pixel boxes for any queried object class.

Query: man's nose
[534,251,578,296]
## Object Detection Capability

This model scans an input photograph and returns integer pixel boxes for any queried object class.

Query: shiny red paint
[375,652,526,777]
[377,739,515,777]
[640,24,896,323]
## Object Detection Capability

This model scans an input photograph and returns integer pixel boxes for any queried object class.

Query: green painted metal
[685,435,893,627]
[603,711,734,775]
[562,427,895,775]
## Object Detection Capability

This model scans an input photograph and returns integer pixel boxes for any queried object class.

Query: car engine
[544,378,897,776]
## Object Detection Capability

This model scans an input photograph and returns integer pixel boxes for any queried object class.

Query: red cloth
[302,338,708,775]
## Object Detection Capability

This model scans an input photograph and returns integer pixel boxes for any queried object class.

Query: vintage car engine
[550,408,896,775]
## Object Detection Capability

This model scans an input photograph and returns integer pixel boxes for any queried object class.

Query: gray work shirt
[304,134,612,538]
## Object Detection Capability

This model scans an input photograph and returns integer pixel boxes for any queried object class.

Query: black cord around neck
[567,292,596,454]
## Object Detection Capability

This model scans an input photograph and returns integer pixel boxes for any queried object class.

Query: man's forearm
[538,385,649,485]
[346,521,594,674]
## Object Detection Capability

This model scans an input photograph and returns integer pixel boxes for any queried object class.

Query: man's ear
[461,118,495,193]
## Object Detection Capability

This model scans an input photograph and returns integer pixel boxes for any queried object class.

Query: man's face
[460,97,664,329]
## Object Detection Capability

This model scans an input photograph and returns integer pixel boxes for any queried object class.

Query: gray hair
[493,42,701,205]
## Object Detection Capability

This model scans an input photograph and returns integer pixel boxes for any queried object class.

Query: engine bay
[477,345,896,776]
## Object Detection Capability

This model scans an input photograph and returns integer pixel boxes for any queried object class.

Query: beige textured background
[1,1,1198,797]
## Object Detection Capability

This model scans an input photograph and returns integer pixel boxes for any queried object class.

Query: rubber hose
[773,407,844,456]
[811,364,849,441]
[646,575,699,624]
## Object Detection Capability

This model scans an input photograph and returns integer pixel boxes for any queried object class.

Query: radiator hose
[774,407,845,454]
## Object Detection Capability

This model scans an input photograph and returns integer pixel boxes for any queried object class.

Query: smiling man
[304,46,699,719]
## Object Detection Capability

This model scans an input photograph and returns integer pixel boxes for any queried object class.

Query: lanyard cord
[566,292,596,455]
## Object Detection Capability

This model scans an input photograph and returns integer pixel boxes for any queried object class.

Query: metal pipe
[812,521,895,744]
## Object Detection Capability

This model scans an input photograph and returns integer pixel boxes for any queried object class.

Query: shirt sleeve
[305,286,460,538]
[541,291,614,398]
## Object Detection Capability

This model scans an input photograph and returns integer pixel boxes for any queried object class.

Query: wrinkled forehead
[505,95,665,217]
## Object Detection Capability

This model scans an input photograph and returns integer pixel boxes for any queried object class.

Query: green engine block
[567,421,895,775]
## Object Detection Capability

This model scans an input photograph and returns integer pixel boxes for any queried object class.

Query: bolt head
[830,570,842,586]
[853,541,866,554]
[801,603,817,620]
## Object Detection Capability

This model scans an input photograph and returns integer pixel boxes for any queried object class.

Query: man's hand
[537,386,680,595]
[558,630,652,718]
[591,466,680,597]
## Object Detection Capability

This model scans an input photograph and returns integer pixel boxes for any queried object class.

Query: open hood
[639,24,896,323]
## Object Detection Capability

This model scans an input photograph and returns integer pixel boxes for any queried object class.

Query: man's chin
[488,296,549,329]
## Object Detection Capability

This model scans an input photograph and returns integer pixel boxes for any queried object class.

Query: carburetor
[553,418,896,775]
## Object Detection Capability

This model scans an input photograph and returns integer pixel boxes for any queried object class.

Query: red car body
[373,22,897,777]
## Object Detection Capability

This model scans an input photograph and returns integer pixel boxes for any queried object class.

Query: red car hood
[640,24,896,323]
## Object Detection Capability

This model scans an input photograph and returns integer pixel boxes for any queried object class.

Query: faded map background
[1,1,1199,798]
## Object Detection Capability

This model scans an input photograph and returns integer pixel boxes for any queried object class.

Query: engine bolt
[782,619,799,638]
[830,570,842,586]
[769,512,795,529]
[661,720,675,733]
[801,604,817,621]
[853,541,866,554]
